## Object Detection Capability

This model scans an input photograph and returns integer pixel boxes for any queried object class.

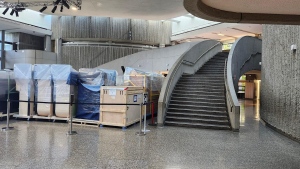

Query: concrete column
[44,35,51,52]
[1,30,5,69]
[55,38,62,64]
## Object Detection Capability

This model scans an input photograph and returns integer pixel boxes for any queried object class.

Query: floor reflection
[239,99,260,127]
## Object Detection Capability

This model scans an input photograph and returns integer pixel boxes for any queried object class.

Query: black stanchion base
[136,132,146,136]
[2,127,14,131]
[66,131,77,135]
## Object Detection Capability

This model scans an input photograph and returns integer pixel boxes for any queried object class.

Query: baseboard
[260,118,300,143]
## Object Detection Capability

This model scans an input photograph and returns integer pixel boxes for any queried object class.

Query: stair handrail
[224,58,240,131]
[157,40,222,127]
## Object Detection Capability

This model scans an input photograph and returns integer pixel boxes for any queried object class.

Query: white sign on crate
[109,89,117,96]
[143,93,148,104]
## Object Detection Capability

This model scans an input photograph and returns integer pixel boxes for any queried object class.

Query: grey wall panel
[261,25,300,140]
[52,16,171,44]
[5,50,57,68]
[61,45,145,70]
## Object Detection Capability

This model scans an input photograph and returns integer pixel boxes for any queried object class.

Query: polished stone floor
[0,100,299,169]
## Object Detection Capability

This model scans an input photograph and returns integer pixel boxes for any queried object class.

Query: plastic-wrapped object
[34,64,52,117]
[51,64,72,118]
[75,68,117,120]
[78,68,117,86]
[14,64,34,117]
[123,67,164,91]
[76,83,100,120]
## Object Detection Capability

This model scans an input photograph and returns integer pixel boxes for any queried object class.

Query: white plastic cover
[34,64,51,80]
[78,68,117,86]
[34,64,52,116]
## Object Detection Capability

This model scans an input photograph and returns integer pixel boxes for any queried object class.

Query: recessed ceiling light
[218,33,224,36]
[71,7,77,10]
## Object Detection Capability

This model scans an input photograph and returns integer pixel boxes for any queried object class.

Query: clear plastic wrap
[76,68,117,120]
[51,64,72,118]
[123,67,164,91]
[78,68,117,86]
[34,64,52,117]
[14,64,34,116]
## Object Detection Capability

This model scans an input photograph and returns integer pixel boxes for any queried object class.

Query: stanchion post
[67,94,77,135]
[148,102,157,126]
[2,99,14,131]
[2,69,14,131]
[136,103,145,136]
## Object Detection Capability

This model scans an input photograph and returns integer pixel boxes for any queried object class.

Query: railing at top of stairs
[157,40,223,127]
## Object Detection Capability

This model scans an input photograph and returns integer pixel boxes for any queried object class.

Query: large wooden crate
[100,86,144,127]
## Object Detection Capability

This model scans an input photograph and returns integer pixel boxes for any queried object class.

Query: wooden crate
[100,86,144,127]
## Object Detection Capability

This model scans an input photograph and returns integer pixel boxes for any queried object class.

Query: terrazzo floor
[0,100,299,169]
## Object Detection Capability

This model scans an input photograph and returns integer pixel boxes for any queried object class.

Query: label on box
[109,89,117,96]
[143,93,148,104]
[133,95,137,102]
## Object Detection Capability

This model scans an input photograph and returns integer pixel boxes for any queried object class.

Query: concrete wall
[5,50,57,69]
[97,42,198,74]
[261,25,300,140]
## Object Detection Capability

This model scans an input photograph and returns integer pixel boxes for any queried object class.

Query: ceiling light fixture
[10,9,14,16]
[2,8,9,15]
[39,5,47,12]
[1,0,82,16]
[62,0,70,9]
[52,5,57,13]
[60,5,63,12]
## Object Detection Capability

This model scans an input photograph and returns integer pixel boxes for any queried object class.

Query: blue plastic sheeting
[76,83,100,120]
[67,71,79,86]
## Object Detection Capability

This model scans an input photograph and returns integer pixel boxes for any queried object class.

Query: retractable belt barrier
[0,99,153,136]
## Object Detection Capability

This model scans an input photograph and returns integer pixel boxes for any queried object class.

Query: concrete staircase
[165,52,231,130]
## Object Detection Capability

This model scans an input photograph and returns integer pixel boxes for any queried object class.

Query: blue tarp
[75,83,100,120]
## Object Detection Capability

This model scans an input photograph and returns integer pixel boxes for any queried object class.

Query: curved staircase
[165,52,231,130]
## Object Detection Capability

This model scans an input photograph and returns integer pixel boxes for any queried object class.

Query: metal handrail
[163,42,222,105]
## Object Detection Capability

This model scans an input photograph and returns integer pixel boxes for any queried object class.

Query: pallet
[31,115,68,122]
[13,114,31,121]
[72,118,100,127]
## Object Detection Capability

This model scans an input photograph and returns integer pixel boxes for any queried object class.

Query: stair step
[173,89,223,93]
[166,116,230,125]
[174,85,224,89]
[167,107,227,115]
[177,81,224,84]
[173,87,224,92]
[164,121,231,130]
[170,96,225,102]
[168,104,226,111]
[166,112,228,120]
[171,93,225,99]
[170,100,226,107]
[180,76,224,80]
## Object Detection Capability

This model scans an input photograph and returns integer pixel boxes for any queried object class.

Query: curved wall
[261,25,300,140]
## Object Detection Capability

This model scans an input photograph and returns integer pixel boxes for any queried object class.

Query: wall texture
[98,42,197,75]
[261,25,300,140]
[52,16,172,70]
[52,16,172,45]
[62,45,146,70]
